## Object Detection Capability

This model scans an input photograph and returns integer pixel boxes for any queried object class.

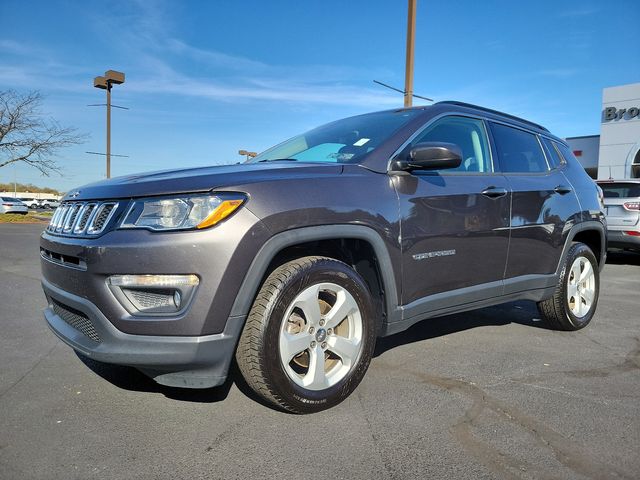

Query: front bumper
[40,206,270,387]
[43,278,245,388]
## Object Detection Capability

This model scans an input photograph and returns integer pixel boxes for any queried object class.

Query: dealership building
[566,82,640,180]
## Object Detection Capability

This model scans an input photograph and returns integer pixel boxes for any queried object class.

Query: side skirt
[380,275,557,337]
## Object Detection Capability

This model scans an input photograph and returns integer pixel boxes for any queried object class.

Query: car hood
[62,162,344,201]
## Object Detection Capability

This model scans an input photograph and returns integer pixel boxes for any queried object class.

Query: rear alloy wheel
[236,256,376,413]
[537,242,600,330]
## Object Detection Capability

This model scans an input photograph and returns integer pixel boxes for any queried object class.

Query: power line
[373,80,433,102]
[86,151,129,158]
[87,103,129,110]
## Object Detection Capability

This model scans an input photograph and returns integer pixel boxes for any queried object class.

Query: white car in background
[597,179,640,252]
[38,199,61,209]
[21,198,41,209]
[0,197,29,214]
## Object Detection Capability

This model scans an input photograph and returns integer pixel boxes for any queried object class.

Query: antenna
[373,80,434,102]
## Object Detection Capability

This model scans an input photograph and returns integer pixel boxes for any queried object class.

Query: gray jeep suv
[41,102,606,413]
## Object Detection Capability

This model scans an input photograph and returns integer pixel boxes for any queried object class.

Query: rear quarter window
[541,138,566,168]
[554,142,582,167]
[490,123,549,173]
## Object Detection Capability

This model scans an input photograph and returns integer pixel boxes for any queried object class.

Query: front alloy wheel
[236,256,376,413]
[279,282,363,391]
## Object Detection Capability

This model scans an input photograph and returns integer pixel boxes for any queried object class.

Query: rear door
[395,115,511,309]
[489,122,581,284]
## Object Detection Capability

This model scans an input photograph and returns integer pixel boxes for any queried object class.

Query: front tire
[537,242,599,330]
[235,256,376,413]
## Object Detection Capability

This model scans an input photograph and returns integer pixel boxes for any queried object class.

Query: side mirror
[392,142,463,172]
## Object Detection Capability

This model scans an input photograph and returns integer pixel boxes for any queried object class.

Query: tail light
[596,185,604,207]
[623,202,640,211]
[623,231,640,236]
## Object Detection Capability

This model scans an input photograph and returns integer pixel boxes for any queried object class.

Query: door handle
[554,185,573,195]
[481,186,508,199]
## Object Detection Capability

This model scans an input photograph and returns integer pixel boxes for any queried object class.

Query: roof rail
[435,101,549,132]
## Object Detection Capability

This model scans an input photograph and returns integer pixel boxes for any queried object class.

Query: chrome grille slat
[55,205,71,233]
[74,203,97,234]
[46,201,120,237]
[62,203,83,232]
[48,208,62,231]
[87,202,117,235]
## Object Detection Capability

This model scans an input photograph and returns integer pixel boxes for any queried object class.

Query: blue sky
[1,0,639,192]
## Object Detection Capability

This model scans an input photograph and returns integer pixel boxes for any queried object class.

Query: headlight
[120,193,245,231]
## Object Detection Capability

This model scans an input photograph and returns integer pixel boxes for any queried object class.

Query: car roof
[435,101,549,132]
[368,101,563,144]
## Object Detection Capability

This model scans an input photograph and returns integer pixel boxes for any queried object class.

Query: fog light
[108,275,199,316]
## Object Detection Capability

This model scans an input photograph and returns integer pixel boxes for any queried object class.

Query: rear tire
[235,256,376,413]
[537,242,599,330]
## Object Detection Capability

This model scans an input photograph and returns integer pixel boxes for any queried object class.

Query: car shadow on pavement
[77,352,284,410]
[605,250,640,266]
[76,353,234,403]
[76,300,548,406]
[374,300,547,358]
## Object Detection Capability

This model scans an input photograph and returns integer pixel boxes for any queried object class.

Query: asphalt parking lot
[1,224,638,480]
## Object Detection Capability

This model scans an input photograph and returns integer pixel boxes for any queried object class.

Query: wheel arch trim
[557,221,607,274]
[228,225,400,322]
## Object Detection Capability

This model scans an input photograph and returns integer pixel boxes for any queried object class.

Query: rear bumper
[43,278,245,388]
[607,229,640,250]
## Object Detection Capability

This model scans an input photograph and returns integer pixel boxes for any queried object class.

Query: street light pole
[404,0,417,108]
[93,70,125,179]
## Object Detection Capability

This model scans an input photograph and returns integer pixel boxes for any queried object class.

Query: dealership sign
[603,106,640,121]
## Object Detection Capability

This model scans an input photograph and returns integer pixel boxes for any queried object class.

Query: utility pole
[404,0,417,108]
[106,85,111,178]
[93,70,125,178]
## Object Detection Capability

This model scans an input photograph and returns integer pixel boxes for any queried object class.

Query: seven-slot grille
[47,201,119,236]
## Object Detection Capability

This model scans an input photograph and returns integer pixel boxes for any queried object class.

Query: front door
[394,116,511,311]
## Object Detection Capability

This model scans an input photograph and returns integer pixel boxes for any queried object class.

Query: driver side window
[411,116,493,173]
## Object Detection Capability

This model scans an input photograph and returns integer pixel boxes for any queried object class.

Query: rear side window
[598,183,640,198]
[411,116,492,173]
[490,123,549,173]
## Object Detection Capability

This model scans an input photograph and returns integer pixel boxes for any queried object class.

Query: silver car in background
[0,197,29,214]
[597,180,640,251]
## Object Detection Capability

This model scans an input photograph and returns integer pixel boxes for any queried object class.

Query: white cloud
[1,2,400,109]
[537,68,581,78]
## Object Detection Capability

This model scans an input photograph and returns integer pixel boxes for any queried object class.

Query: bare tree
[0,90,85,176]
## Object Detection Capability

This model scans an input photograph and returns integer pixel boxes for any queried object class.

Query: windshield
[249,109,422,164]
